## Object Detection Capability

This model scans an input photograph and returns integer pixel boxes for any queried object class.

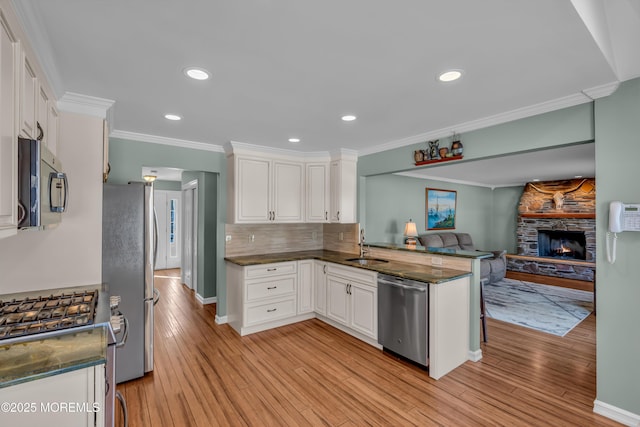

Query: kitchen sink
[345,257,389,266]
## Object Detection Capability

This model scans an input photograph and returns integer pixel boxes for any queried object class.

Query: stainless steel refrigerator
[102,182,158,383]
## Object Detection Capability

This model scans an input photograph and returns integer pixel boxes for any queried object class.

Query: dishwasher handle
[378,278,427,292]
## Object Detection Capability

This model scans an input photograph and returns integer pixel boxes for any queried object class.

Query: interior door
[154,190,182,270]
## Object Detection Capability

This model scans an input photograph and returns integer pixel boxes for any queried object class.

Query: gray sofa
[417,232,507,284]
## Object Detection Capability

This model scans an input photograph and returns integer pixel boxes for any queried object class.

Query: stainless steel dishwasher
[378,274,429,367]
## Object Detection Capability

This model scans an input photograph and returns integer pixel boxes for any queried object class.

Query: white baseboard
[215,315,228,324]
[594,399,640,426]
[196,294,217,305]
[468,349,483,362]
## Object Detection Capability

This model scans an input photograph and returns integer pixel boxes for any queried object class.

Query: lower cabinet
[313,261,327,315]
[325,264,378,341]
[0,364,105,427]
[297,260,314,314]
[227,260,314,336]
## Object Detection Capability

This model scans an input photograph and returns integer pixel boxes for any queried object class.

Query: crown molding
[394,171,523,189]
[357,88,606,157]
[57,92,115,120]
[225,140,332,160]
[581,81,620,99]
[111,130,225,153]
[10,0,64,99]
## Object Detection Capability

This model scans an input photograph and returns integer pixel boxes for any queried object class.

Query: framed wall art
[426,188,457,230]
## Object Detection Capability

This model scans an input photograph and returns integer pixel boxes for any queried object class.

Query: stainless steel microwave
[17,137,68,230]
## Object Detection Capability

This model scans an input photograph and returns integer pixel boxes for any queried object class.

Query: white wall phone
[606,201,640,263]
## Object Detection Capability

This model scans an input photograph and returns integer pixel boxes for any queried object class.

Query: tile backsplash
[225,223,359,257]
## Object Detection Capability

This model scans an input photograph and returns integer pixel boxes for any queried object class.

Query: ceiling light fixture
[164,114,182,121]
[341,115,357,122]
[184,67,210,80]
[143,175,157,183]
[574,175,583,178]
[288,138,301,143]
[438,70,463,82]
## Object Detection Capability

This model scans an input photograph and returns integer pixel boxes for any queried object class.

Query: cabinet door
[306,163,329,222]
[272,160,303,222]
[350,281,377,339]
[0,17,17,236]
[313,261,327,315]
[20,53,36,139]
[236,157,271,223]
[47,101,59,155]
[329,160,341,222]
[326,274,349,326]
[37,84,48,145]
[297,260,313,314]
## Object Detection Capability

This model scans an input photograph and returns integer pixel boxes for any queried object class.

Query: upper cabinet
[0,12,18,238]
[329,157,357,223]
[0,4,60,239]
[305,162,329,222]
[229,154,304,223]
[226,144,357,224]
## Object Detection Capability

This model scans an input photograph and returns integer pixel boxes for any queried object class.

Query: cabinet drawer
[245,297,296,326]
[245,261,297,279]
[327,263,377,285]
[246,276,296,301]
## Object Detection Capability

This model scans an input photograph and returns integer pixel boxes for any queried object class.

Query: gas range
[0,290,98,340]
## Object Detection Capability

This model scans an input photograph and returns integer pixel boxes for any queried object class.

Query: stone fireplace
[507,178,596,283]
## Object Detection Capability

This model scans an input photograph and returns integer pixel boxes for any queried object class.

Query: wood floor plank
[115,269,622,427]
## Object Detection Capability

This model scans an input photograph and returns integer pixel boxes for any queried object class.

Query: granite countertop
[225,249,472,284]
[0,327,108,388]
[0,284,112,389]
[367,242,494,259]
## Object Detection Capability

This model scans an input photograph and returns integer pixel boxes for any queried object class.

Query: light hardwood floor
[116,269,620,426]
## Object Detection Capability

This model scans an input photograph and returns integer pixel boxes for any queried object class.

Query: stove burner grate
[0,290,98,340]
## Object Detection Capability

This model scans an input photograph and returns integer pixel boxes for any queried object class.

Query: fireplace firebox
[537,230,586,260]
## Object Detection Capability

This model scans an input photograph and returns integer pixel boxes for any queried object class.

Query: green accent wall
[594,78,640,415]
[107,138,227,315]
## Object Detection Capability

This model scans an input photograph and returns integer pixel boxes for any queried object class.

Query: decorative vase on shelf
[439,147,449,159]
[451,140,463,156]
[414,150,424,162]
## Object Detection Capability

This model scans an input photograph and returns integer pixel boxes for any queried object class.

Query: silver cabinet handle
[267,308,277,313]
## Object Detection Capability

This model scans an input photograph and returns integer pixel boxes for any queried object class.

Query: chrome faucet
[359,228,369,258]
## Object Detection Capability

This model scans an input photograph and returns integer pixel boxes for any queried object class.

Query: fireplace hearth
[538,230,586,260]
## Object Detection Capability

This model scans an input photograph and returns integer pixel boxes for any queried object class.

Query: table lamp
[404,219,419,245]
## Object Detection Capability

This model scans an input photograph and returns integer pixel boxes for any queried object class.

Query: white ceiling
[13,0,640,184]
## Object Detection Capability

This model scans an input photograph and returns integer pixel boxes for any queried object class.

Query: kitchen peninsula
[226,246,490,379]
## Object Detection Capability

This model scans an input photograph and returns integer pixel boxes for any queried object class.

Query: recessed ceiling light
[341,115,357,122]
[164,114,182,121]
[438,70,463,82]
[532,178,540,182]
[184,67,210,80]
[288,138,301,143]
[574,175,583,178]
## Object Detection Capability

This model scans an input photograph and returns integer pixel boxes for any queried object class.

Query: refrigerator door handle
[153,208,159,266]
[153,288,161,306]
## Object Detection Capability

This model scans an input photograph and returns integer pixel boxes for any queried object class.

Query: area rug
[483,278,593,337]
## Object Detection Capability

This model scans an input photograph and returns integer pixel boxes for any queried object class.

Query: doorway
[182,180,198,291]
[154,190,182,270]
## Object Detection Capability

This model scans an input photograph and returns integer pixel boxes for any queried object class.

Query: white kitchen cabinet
[0,364,105,427]
[227,260,314,335]
[37,84,47,142]
[325,263,378,341]
[0,13,18,239]
[297,259,314,314]
[313,260,327,315]
[306,162,329,222]
[46,101,59,155]
[229,155,304,223]
[19,51,36,139]
[329,157,357,223]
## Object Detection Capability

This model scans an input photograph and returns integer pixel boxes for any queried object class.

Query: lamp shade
[404,220,418,237]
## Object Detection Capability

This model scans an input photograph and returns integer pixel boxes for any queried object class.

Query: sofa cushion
[440,233,461,249]
[419,234,444,248]
[455,233,476,251]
